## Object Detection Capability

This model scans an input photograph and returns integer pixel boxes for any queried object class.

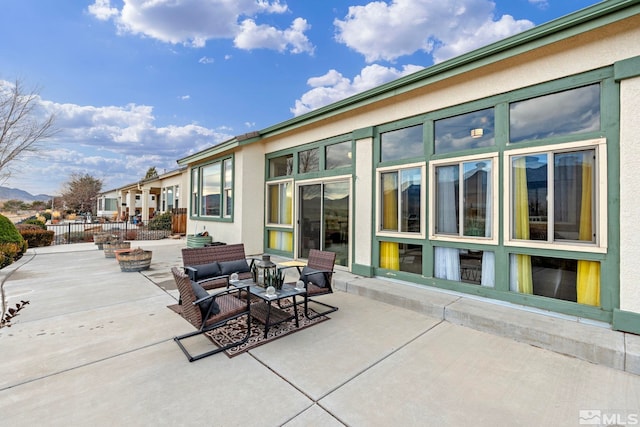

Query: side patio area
[1,239,639,426]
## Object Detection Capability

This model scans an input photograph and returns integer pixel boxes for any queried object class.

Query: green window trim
[189,155,234,222]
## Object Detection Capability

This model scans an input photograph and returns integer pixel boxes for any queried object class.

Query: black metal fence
[46,221,171,245]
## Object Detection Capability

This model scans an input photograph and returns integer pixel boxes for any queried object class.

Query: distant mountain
[0,186,53,202]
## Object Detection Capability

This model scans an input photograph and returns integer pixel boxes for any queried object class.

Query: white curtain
[434,166,460,281]
[481,163,495,287]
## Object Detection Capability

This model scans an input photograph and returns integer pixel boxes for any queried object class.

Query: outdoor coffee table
[235,281,306,338]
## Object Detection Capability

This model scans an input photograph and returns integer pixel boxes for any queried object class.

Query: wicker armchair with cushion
[171,267,251,362]
[281,249,338,319]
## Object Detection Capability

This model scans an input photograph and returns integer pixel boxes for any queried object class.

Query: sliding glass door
[298,180,350,266]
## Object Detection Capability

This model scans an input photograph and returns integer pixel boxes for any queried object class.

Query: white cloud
[234,17,314,54]
[87,0,314,53]
[334,0,534,63]
[291,64,424,116]
[87,0,119,21]
[198,56,214,64]
[10,95,234,193]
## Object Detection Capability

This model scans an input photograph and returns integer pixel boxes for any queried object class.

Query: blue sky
[0,0,600,196]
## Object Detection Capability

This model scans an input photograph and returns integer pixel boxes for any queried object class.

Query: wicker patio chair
[171,267,251,362]
[281,249,338,319]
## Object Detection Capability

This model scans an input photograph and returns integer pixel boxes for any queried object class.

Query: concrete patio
[1,238,639,426]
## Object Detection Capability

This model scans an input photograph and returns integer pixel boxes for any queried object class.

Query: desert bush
[148,211,172,230]
[16,224,54,247]
[20,217,46,229]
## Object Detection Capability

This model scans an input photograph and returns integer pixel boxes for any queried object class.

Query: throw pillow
[192,262,221,281]
[219,259,251,275]
[300,266,327,288]
[190,281,221,317]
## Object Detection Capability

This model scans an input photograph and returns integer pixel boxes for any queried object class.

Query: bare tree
[60,173,103,214]
[0,79,58,182]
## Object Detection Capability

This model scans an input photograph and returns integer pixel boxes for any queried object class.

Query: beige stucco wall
[619,75,640,313]
[188,144,266,255]
[354,137,374,268]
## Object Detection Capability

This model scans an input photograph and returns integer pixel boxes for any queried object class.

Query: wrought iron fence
[46,221,171,245]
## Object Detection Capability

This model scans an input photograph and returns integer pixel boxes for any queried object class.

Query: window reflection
[511,149,595,243]
[381,124,424,162]
[510,84,600,143]
[269,154,293,177]
[435,108,495,154]
[298,148,319,173]
[326,141,352,169]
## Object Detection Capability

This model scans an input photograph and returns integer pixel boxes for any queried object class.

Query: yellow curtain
[268,185,278,223]
[514,157,533,294]
[380,173,399,270]
[576,153,600,306]
[268,231,293,252]
[283,232,293,252]
[380,242,400,270]
[382,173,398,230]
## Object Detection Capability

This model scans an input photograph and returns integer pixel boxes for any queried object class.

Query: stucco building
[170,1,640,334]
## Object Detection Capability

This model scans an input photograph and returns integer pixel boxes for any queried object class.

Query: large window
[430,156,497,243]
[298,148,319,173]
[191,157,233,219]
[378,164,424,235]
[223,159,232,217]
[267,181,293,225]
[191,168,198,216]
[380,124,424,162]
[103,198,118,211]
[269,154,293,178]
[509,84,600,143]
[510,254,600,307]
[506,139,606,251]
[325,141,352,169]
[435,108,495,154]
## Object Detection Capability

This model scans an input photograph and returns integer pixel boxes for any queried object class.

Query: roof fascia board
[177,139,240,165]
[257,0,639,138]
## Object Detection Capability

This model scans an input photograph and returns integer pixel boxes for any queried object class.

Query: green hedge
[0,214,27,268]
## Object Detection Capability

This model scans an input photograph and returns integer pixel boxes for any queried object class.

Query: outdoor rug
[167,301,330,357]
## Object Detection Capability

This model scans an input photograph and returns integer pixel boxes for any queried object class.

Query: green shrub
[148,212,172,230]
[0,214,27,268]
[21,218,46,229]
[16,224,54,247]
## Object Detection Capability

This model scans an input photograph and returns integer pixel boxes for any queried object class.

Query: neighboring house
[175,0,640,335]
[96,167,188,222]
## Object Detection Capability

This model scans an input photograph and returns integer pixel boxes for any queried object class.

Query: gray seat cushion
[191,281,220,317]
[300,266,327,288]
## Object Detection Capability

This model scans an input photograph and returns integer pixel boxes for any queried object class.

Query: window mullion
[548,153,554,243]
